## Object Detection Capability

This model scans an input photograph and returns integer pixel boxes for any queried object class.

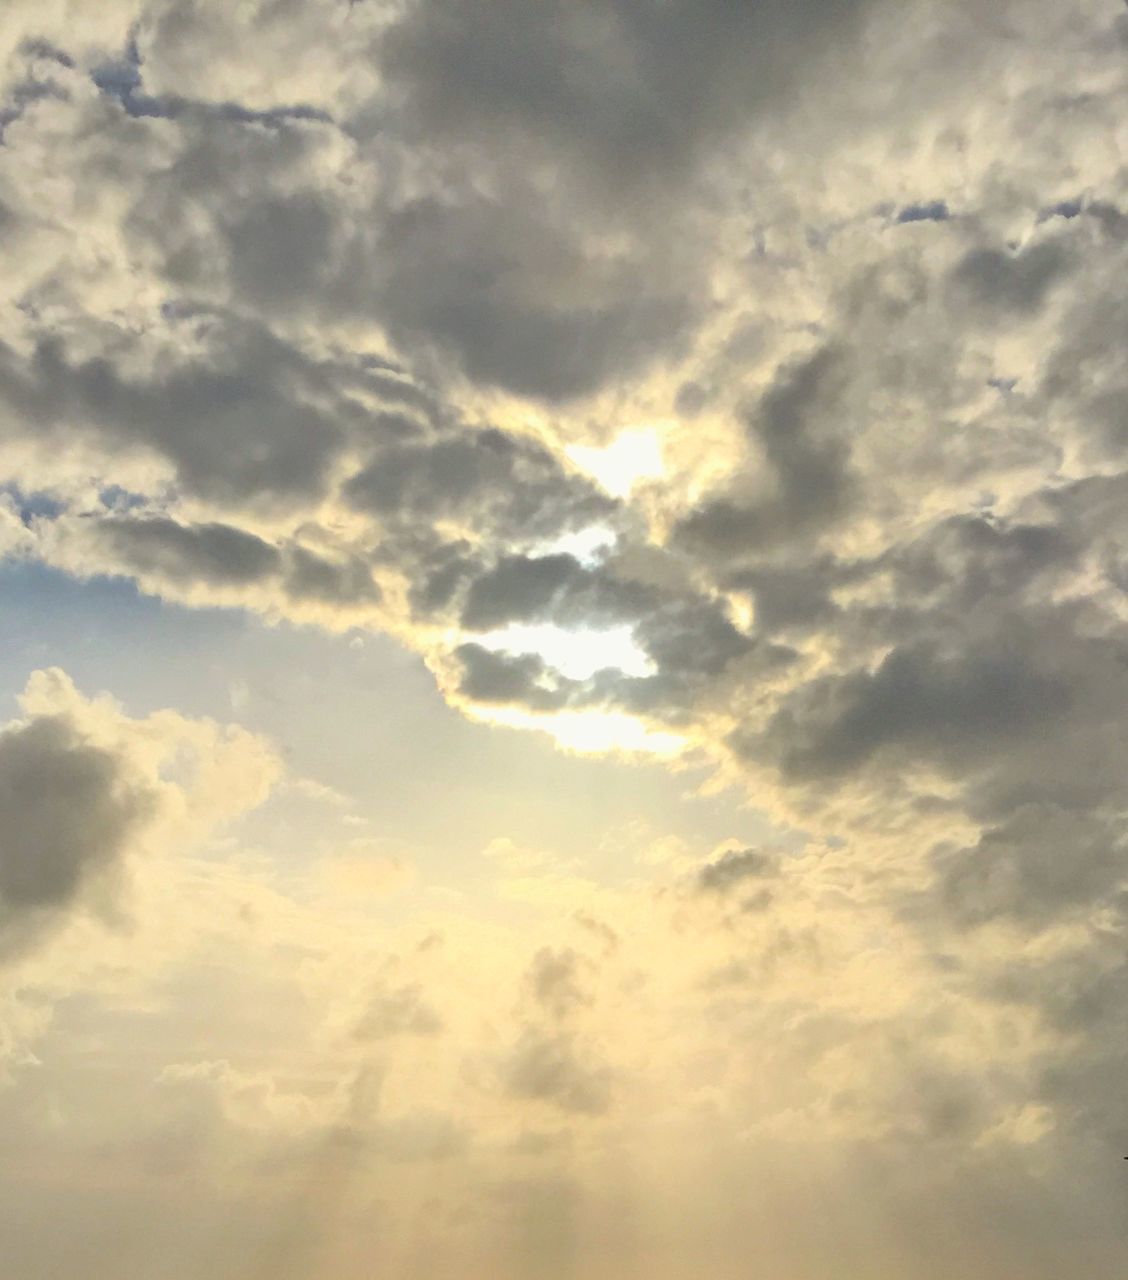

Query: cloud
[87,515,282,586]
[526,948,591,1022]
[370,191,694,400]
[378,0,879,194]
[757,635,1072,784]
[345,427,613,544]
[1,2,1128,1271]
[0,321,349,507]
[931,805,1128,930]
[0,712,154,943]
[460,554,588,632]
[455,644,569,711]
[674,346,854,560]
[951,241,1073,315]
[696,846,778,895]
[0,667,282,971]
[353,984,443,1041]
[34,513,382,623]
[503,1029,612,1116]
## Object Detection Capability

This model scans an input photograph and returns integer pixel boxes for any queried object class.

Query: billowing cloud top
[2,0,1128,1276]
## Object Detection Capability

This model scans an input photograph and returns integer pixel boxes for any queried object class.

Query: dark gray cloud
[106,84,698,402]
[675,347,853,562]
[1041,273,1128,462]
[460,554,586,632]
[0,321,349,508]
[112,85,348,305]
[222,192,338,313]
[755,634,1072,785]
[932,806,1127,930]
[951,241,1072,315]
[0,714,153,950]
[631,592,752,682]
[885,515,1076,617]
[455,645,572,712]
[527,948,591,1022]
[92,516,281,587]
[697,847,778,894]
[379,0,878,193]
[372,192,693,401]
[503,945,610,1116]
[59,515,381,612]
[726,559,845,634]
[0,45,72,140]
[346,429,614,543]
[353,984,443,1041]
[719,458,1128,842]
[504,1030,611,1115]
[282,547,381,608]
[405,539,480,616]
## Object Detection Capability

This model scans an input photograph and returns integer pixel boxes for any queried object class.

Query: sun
[566,427,666,498]
[476,622,655,682]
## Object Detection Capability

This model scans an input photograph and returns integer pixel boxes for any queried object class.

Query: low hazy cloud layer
[1,0,1128,1276]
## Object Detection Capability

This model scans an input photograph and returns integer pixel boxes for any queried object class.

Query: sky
[0,0,1127,1276]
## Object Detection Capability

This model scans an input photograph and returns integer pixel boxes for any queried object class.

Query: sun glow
[479,704,686,756]
[533,522,619,565]
[567,427,666,498]
[477,622,655,681]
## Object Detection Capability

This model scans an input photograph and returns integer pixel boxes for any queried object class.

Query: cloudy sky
[1,0,1127,1275]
